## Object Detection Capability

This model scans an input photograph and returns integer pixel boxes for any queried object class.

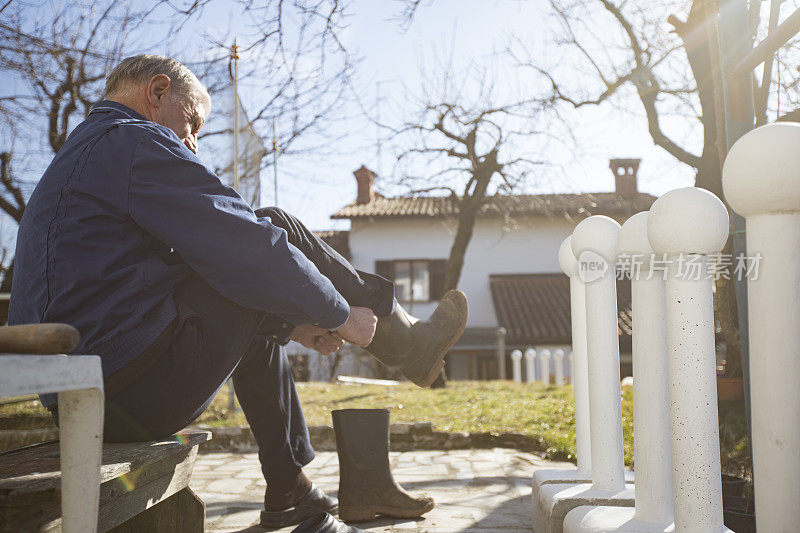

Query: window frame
[375,258,447,304]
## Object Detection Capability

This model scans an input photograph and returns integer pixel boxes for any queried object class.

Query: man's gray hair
[105,54,211,114]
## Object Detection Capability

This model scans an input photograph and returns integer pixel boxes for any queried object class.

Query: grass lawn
[0,380,750,476]
[200,381,633,465]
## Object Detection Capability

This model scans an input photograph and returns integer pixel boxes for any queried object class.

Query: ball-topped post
[572,215,625,493]
[510,349,523,383]
[495,327,507,381]
[564,210,675,533]
[552,348,565,386]
[567,350,574,383]
[649,187,730,533]
[723,122,800,533]
[618,211,673,527]
[525,348,536,383]
[538,349,551,385]
[559,236,591,474]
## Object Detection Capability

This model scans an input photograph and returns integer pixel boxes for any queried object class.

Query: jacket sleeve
[127,125,350,329]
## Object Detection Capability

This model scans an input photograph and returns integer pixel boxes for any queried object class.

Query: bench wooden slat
[0,429,210,532]
[0,430,209,493]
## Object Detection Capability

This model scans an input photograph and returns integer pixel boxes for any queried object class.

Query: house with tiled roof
[306,159,655,381]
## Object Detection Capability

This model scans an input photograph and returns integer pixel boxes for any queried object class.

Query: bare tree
[0,1,198,290]
[391,65,555,291]
[197,0,354,159]
[507,0,800,374]
[0,0,354,289]
[0,152,26,291]
[399,0,800,194]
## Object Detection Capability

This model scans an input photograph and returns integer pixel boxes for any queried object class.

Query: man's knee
[254,206,287,222]
[255,206,302,236]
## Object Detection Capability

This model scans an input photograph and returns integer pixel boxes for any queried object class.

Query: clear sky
[0,0,698,242]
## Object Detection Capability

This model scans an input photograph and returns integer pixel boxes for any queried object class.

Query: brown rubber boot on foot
[364,289,468,388]
[333,409,434,522]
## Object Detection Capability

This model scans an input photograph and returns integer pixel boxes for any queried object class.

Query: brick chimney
[353,165,376,205]
[609,158,640,198]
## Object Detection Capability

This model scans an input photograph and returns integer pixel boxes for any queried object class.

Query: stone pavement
[191,449,572,532]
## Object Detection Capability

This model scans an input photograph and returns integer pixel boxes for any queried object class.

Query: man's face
[154,94,206,155]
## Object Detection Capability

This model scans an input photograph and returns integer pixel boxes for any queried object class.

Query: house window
[375,259,446,303]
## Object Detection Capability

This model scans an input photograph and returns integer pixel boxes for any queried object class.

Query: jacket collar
[89,100,147,121]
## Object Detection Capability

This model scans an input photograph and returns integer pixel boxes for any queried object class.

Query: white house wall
[348,216,576,328]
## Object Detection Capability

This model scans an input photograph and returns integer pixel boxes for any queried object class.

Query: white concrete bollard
[649,187,731,533]
[560,237,591,474]
[532,229,635,533]
[723,122,800,533]
[622,212,674,526]
[511,349,523,383]
[525,348,536,383]
[496,327,507,380]
[572,216,626,493]
[538,349,551,385]
[567,350,574,384]
[565,211,675,532]
[553,349,565,386]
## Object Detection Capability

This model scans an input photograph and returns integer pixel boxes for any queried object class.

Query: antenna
[231,40,240,192]
[272,118,279,207]
[376,80,384,177]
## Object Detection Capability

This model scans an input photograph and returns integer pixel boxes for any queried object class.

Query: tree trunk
[443,204,479,292]
[434,163,497,389]
[670,1,742,371]
[670,1,723,197]
[443,167,494,291]
[0,259,13,293]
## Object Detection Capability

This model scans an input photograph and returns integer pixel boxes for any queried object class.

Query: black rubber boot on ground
[332,408,435,522]
[364,289,468,388]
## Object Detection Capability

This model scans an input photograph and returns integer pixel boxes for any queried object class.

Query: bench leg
[109,487,205,533]
[58,387,104,533]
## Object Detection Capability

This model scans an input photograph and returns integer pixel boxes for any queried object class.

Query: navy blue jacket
[10,101,349,383]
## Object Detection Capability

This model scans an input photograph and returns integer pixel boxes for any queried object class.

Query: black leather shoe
[260,484,338,529]
[290,512,366,533]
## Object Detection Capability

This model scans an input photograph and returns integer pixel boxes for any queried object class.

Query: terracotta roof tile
[331,192,656,220]
[489,273,633,347]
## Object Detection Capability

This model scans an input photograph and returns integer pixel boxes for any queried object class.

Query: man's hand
[290,324,345,356]
[336,307,377,347]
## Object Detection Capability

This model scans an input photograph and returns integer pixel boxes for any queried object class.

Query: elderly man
[9,55,467,530]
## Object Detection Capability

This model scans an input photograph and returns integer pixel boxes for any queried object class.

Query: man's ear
[145,74,172,108]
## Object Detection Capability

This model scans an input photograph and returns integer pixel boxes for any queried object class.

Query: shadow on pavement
[219,475,533,532]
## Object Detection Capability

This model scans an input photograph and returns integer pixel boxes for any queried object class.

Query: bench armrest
[0,323,80,354]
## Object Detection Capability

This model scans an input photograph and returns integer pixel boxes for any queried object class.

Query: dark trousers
[100,207,395,484]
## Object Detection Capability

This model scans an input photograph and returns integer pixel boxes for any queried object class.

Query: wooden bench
[0,429,211,532]
[0,323,105,532]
